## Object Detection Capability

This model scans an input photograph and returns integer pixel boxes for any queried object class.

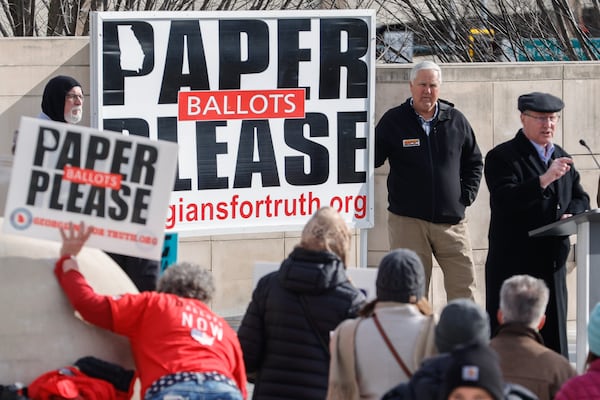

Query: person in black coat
[484,92,590,358]
[237,206,366,400]
[374,61,483,302]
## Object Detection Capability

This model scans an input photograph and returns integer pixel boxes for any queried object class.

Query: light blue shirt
[529,139,555,165]
[38,112,51,120]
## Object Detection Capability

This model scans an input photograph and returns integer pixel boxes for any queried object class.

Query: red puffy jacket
[27,366,122,400]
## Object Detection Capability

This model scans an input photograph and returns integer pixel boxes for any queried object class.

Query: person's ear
[497,309,504,325]
[520,113,526,125]
[537,314,546,331]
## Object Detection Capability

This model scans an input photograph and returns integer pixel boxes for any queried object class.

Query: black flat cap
[518,92,564,113]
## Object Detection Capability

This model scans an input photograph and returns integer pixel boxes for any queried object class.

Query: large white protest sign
[90,10,376,236]
[3,117,178,260]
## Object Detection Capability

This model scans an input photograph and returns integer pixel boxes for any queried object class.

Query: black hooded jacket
[237,247,365,400]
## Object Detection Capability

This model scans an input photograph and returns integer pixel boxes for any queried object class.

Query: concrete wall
[2,38,600,318]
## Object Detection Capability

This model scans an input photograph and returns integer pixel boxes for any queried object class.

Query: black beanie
[439,343,504,400]
[41,75,82,122]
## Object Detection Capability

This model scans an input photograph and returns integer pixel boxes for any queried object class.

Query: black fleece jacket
[375,98,483,224]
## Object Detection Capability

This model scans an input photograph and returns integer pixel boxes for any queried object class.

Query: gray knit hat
[376,248,425,303]
[435,298,490,353]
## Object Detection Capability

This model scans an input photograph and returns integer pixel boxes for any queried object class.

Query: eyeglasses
[65,93,84,101]
[523,113,560,124]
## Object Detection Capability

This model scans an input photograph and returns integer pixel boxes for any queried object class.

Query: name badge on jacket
[403,138,420,147]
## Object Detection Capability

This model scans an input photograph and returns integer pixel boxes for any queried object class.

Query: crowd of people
[9,57,598,399]
[51,208,600,400]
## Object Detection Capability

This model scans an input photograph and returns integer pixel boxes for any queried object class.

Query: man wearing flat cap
[484,92,590,359]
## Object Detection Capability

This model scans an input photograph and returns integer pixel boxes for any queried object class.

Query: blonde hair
[410,60,442,84]
[299,207,351,265]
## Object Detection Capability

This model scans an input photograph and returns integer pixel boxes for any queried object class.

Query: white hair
[500,274,549,328]
[410,61,442,84]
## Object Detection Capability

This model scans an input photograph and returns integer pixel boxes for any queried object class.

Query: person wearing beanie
[555,302,600,399]
[490,275,575,400]
[435,298,491,353]
[440,342,505,400]
[485,91,590,358]
[327,248,436,400]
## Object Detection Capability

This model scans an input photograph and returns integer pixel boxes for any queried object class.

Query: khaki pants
[387,212,476,301]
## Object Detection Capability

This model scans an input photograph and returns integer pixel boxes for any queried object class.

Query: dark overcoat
[484,130,589,356]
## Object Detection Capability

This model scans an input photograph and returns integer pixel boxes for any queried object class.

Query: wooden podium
[529,209,600,371]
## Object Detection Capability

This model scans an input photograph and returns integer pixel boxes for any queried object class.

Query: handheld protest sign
[3,117,178,260]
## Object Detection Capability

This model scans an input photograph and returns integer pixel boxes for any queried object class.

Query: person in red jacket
[54,222,247,400]
[555,302,600,399]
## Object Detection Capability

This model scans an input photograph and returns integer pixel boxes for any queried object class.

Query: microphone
[580,139,600,169]
[580,139,600,207]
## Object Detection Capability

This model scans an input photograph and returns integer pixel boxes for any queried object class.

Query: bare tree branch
[1,0,599,64]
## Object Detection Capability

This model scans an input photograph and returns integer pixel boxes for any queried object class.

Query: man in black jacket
[484,92,590,358]
[375,61,483,301]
